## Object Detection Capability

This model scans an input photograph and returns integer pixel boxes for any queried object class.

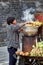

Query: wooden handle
[18,23,29,32]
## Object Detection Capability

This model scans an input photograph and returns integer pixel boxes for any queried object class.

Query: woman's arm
[12,22,29,32]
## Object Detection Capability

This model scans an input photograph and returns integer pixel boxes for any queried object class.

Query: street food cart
[16,21,43,65]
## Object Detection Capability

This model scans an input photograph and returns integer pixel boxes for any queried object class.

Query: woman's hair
[7,17,16,25]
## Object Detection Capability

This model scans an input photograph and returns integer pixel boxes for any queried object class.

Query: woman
[6,17,21,65]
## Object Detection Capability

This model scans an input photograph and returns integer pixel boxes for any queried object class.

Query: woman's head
[7,17,16,25]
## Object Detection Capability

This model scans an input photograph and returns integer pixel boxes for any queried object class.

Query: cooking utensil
[22,25,39,36]
[22,21,43,36]
[18,22,29,32]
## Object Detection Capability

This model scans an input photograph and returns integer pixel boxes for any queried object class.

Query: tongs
[18,22,29,32]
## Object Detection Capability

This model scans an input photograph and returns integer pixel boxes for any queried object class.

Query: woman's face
[13,20,17,25]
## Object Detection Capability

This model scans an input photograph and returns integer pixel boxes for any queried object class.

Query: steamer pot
[23,26,39,36]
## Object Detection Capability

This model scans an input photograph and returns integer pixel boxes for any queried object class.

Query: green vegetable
[30,41,43,57]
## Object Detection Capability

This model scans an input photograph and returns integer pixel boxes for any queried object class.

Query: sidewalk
[0,46,9,65]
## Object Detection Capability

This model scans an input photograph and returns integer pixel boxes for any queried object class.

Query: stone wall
[0,0,43,46]
[0,0,43,24]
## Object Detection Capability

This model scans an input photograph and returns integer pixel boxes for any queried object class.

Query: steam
[21,7,35,22]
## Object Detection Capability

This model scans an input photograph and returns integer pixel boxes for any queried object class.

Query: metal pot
[23,26,39,36]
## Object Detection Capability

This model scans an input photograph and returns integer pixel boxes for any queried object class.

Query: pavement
[0,46,9,65]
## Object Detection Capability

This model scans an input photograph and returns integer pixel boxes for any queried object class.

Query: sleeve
[11,24,20,32]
